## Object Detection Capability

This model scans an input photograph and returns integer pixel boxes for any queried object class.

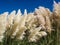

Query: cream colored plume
[0,12,8,42]
[36,14,45,29]
[11,9,22,38]
[6,10,16,37]
[34,6,52,32]
[53,1,60,27]
[38,6,51,17]
[15,9,27,40]
[26,13,37,29]
[45,16,51,33]
[26,13,34,22]
[53,1,60,16]
[14,9,22,24]
[28,27,47,42]
[7,10,16,25]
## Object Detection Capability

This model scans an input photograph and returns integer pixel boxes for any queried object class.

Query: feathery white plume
[0,12,8,42]
[14,9,27,40]
[7,10,16,25]
[28,26,47,42]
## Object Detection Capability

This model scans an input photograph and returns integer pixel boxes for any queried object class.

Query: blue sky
[0,0,60,14]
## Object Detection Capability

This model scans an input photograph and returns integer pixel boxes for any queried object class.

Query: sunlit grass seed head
[0,3,57,42]
[0,12,8,42]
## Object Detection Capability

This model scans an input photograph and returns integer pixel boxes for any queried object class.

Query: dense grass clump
[0,1,60,45]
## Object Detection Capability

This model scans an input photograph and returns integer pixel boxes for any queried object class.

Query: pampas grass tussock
[0,1,60,45]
